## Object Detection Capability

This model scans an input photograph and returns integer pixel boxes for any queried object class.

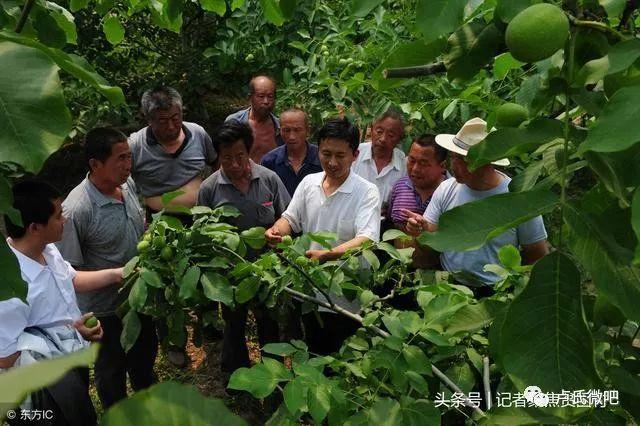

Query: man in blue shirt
[261,108,323,196]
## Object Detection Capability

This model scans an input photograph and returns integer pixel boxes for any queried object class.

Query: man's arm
[521,240,549,265]
[306,236,371,262]
[73,268,123,293]
[265,217,293,246]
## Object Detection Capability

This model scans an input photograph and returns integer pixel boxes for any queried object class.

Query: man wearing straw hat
[404,117,549,297]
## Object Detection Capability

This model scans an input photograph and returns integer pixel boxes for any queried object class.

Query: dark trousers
[302,312,360,355]
[221,305,279,372]
[94,314,158,409]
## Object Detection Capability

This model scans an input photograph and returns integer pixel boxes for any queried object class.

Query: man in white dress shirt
[351,108,406,216]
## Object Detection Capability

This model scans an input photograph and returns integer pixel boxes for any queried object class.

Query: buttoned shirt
[282,171,381,249]
[0,241,83,357]
[260,142,323,197]
[351,142,406,206]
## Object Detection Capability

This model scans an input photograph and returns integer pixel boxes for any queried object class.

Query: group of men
[1,74,549,424]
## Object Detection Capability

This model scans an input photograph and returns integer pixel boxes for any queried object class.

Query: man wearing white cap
[404,118,549,297]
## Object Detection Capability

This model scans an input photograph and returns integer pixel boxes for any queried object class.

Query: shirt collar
[361,142,404,171]
[7,239,51,282]
[146,125,193,146]
[315,171,357,194]
[84,175,125,207]
[275,142,320,166]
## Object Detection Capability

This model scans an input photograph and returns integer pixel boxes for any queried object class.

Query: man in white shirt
[265,117,380,354]
[1,181,123,422]
[351,108,406,215]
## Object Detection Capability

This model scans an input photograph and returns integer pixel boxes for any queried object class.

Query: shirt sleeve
[354,185,381,242]
[281,179,306,234]
[56,201,86,267]
[202,129,217,165]
[424,183,446,225]
[272,175,291,217]
[516,215,548,245]
[0,298,29,358]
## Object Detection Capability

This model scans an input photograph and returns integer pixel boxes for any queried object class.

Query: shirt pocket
[337,216,356,242]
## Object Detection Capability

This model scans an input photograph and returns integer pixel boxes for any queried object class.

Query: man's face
[39,198,65,243]
[280,111,308,149]
[318,138,357,181]
[149,104,183,143]
[91,141,132,186]
[449,152,473,184]
[406,143,445,189]
[371,117,403,157]
[219,139,251,181]
[249,78,276,117]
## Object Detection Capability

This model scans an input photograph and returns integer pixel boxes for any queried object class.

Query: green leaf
[308,383,331,424]
[382,315,408,338]
[259,0,285,26]
[128,276,148,310]
[633,188,640,264]
[179,266,201,300]
[279,0,296,19]
[446,299,505,335]
[228,360,290,398]
[103,15,125,45]
[351,0,385,17]
[122,256,139,279]
[101,381,246,426]
[0,176,20,225]
[0,31,125,105]
[362,249,380,270]
[405,371,429,394]
[235,277,260,304]
[283,377,307,414]
[444,22,502,82]
[608,366,640,396]
[140,268,164,288]
[576,39,640,86]
[201,271,234,306]
[580,85,640,154]
[415,0,467,43]
[402,345,430,374]
[199,0,226,15]
[565,203,640,322]
[466,119,564,169]
[121,309,141,353]
[498,245,521,269]
[418,189,558,252]
[263,342,297,356]
[373,39,446,90]
[34,8,67,48]
[400,399,440,426]
[493,53,524,80]
[43,2,77,45]
[0,345,98,411]
[366,398,401,425]
[0,40,71,173]
[500,252,599,392]
[480,406,568,425]
[382,229,408,242]
[0,238,27,303]
[70,0,90,12]
[495,0,534,22]
[598,0,626,18]
[240,227,266,249]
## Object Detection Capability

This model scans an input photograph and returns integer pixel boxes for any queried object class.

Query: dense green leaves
[0,41,71,173]
[499,252,599,392]
[417,190,558,252]
[101,382,246,426]
[351,0,385,17]
[415,0,467,43]
[575,39,640,86]
[199,0,227,15]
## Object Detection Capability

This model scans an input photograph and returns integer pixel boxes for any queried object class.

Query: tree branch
[567,14,629,40]
[483,356,492,410]
[277,252,335,309]
[14,0,36,33]
[383,62,446,79]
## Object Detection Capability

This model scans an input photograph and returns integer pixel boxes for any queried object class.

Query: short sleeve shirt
[424,174,548,284]
[282,171,381,249]
[351,142,406,206]
[260,142,323,197]
[56,177,144,315]
[0,241,82,357]
[129,122,216,197]
[197,162,291,232]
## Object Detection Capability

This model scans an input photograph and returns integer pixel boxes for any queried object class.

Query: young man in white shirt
[1,181,123,423]
[265,117,380,354]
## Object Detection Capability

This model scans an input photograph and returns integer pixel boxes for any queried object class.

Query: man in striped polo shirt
[387,134,447,236]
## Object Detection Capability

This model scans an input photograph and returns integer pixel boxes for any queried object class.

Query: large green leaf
[373,38,447,90]
[415,0,467,43]
[0,31,124,105]
[417,189,558,252]
[500,252,599,393]
[579,85,640,154]
[103,15,125,45]
[201,271,234,306]
[0,41,71,173]
[0,175,21,226]
[101,381,246,426]
[0,345,98,418]
[42,1,77,45]
[199,0,226,15]
[228,358,292,398]
[120,309,141,352]
[598,0,626,18]
[493,52,524,80]
[444,21,502,82]
[33,7,67,48]
[445,299,506,335]
[565,203,640,322]
[466,119,564,169]
[575,39,640,86]
[128,276,148,310]
[0,238,27,303]
[259,0,285,26]
[399,398,440,425]
[351,0,385,17]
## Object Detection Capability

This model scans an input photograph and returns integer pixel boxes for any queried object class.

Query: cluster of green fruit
[136,232,176,261]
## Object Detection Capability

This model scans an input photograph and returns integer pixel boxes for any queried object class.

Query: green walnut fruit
[160,246,174,261]
[281,235,293,245]
[143,233,152,242]
[152,236,166,248]
[295,256,310,267]
[338,58,348,65]
[495,103,529,128]
[505,4,569,63]
[137,240,151,253]
[84,315,98,328]
[245,53,255,61]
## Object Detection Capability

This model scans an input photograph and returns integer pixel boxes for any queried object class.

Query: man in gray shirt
[57,128,157,409]
[198,120,290,378]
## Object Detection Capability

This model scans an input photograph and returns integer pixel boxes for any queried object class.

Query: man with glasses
[226,75,283,163]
